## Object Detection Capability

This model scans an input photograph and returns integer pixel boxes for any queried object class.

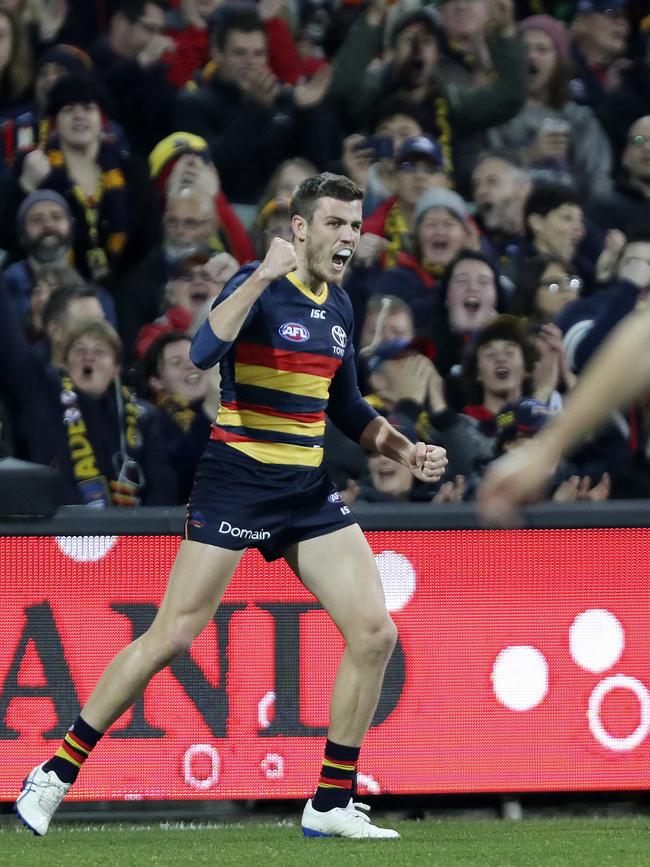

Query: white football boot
[15,763,71,836]
[301,798,400,838]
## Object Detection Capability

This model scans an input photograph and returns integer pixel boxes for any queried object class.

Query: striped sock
[42,716,104,784]
[312,739,360,812]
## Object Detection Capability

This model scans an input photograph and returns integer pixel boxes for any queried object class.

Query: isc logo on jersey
[279,322,310,342]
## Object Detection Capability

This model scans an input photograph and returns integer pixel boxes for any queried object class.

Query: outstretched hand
[477,439,556,526]
[410,442,447,483]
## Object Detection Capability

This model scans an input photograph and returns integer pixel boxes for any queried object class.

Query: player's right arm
[478,287,650,524]
[190,238,297,369]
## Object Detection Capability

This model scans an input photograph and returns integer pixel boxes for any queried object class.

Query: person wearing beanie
[0,43,131,180]
[487,13,614,201]
[361,135,449,268]
[361,186,476,339]
[89,0,176,156]
[569,0,630,110]
[0,188,117,331]
[0,71,162,294]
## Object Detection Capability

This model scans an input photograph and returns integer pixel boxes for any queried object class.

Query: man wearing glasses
[588,117,650,234]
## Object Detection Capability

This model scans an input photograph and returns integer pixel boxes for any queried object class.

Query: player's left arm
[327,351,447,483]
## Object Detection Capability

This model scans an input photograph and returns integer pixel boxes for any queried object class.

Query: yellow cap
[149,131,210,178]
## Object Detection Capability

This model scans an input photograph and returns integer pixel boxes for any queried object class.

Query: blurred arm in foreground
[478,261,650,525]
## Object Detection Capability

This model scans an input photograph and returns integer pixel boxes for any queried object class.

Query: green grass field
[2,816,650,867]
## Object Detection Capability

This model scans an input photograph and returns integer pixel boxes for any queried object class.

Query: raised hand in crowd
[603,57,633,93]
[596,229,626,284]
[535,322,575,393]
[433,474,466,503]
[293,65,333,109]
[19,149,51,195]
[353,232,388,269]
[240,66,280,110]
[381,355,435,407]
[137,31,176,69]
[486,0,516,38]
[553,473,611,503]
[167,155,220,199]
[617,248,650,292]
[35,0,68,43]
[524,121,571,167]
[258,0,286,21]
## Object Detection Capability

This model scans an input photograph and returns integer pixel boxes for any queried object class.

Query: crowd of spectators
[0,0,649,508]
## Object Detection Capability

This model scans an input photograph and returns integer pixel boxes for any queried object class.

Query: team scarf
[43,136,128,283]
[60,373,144,507]
[382,201,412,269]
[155,394,197,434]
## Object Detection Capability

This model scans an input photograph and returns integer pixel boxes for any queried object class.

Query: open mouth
[81,364,94,379]
[332,248,353,270]
[191,291,209,304]
[495,367,511,380]
[185,371,202,386]
[463,297,481,313]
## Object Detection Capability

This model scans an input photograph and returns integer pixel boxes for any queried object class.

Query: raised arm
[190,238,297,370]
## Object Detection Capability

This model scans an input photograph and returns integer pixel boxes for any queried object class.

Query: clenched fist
[410,442,447,483]
[259,237,298,282]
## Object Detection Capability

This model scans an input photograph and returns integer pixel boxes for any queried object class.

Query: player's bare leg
[285,524,400,838]
[15,540,244,835]
[81,540,244,730]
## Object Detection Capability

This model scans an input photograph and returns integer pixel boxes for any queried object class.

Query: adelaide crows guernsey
[190,264,378,468]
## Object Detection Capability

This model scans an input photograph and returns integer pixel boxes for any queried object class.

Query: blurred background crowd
[0,0,649,509]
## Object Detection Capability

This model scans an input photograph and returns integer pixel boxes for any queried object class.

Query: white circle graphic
[588,675,650,752]
[183,744,220,790]
[374,551,416,612]
[55,535,118,562]
[492,646,548,711]
[569,609,624,673]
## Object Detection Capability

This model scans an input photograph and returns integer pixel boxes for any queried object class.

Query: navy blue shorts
[185,440,356,561]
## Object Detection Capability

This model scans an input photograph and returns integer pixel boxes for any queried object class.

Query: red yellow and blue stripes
[212,341,342,466]
[54,731,92,769]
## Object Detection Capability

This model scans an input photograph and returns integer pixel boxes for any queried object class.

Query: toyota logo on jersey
[331,325,347,348]
[279,322,310,342]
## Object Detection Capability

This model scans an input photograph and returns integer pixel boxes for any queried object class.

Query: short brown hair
[63,318,122,366]
[291,173,363,222]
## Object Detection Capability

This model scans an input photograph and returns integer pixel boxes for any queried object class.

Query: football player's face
[303,197,362,283]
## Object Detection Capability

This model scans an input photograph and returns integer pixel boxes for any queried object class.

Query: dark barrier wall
[1,503,650,801]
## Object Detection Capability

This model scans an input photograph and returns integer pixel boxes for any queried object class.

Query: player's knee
[350,616,397,665]
[144,621,196,666]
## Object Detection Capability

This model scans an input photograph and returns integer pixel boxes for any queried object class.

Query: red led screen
[1,529,650,801]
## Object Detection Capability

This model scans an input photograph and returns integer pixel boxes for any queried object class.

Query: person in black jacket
[174,6,338,205]
[0,278,176,506]
[140,329,215,503]
[0,73,162,289]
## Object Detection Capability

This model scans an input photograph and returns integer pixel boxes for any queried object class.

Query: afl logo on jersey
[279,322,310,342]
[331,325,347,348]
